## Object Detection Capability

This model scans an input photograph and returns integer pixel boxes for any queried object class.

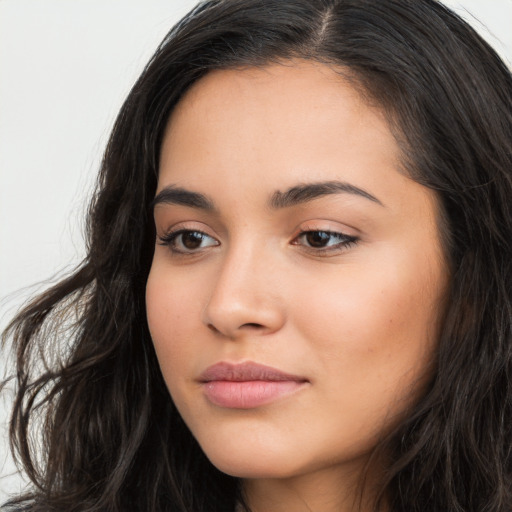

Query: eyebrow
[269,180,384,208]
[151,180,383,211]
[152,186,216,210]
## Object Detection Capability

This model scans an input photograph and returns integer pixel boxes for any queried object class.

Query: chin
[200,442,303,479]
[210,459,296,480]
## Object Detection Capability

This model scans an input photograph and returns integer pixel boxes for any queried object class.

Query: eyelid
[157,221,221,254]
[158,228,218,243]
[292,220,359,238]
[157,220,217,238]
[155,220,359,257]
[290,221,359,255]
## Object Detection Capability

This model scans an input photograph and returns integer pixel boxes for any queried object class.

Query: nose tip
[201,258,286,339]
[203,297,285,339]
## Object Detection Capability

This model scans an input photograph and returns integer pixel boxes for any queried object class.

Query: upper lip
[199,361,307,383]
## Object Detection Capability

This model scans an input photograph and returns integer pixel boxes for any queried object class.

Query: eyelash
[158,229,358,256]
[291,230,358,254]
[158,229,219,254]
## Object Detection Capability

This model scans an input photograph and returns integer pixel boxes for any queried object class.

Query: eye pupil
[306,231,330,247]
[182,232,204,249]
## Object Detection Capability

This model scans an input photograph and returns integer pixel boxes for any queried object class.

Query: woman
[2,0,511,511]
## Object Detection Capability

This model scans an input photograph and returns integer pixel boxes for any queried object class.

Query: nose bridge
[202,234,285,337]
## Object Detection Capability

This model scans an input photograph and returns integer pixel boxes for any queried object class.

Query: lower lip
[203,380,306,409]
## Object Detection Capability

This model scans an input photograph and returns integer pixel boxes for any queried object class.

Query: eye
[158,229,219,254]
[292,230,358,254]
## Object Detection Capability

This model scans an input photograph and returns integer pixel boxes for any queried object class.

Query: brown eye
[292,230,358,254]
[304,231,331,248]
[158,229,219,254]
[181,231,205,249]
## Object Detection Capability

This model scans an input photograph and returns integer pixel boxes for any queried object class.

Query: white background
[1,0,511,502]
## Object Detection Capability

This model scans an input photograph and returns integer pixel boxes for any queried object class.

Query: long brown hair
[2,1,512,510]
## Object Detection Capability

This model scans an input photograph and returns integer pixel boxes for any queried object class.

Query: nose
[202,242,286,339]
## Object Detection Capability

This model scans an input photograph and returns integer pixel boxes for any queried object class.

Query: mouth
[199,361,309,409]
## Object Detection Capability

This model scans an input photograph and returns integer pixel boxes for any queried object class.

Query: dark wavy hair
[2,0,512,511]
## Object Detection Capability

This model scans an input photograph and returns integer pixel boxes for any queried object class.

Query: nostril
[241,323,264,329]
[206,322,263,335]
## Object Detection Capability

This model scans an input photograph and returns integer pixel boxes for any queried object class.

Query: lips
[199,361,308,409]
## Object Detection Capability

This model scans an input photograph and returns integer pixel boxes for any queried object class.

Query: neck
[240,462,385,512]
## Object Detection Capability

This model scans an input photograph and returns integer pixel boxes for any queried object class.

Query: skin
[146,60,449,512]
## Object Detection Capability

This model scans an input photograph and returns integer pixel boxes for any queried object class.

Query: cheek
[293,250,444,406]
[145,264,204,384]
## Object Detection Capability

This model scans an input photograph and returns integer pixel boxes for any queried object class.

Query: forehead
[166,61,388,139]
[170,60,367,123]
[159,61,401,196]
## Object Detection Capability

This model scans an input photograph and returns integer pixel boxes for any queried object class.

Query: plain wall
[1,0,511,502]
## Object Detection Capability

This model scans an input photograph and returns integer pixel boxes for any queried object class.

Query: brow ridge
[152,180,383,212]
[152,186,215,210]
[269,180,383,208]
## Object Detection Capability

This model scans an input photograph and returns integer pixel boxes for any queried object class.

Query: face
[146,61,448,483]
